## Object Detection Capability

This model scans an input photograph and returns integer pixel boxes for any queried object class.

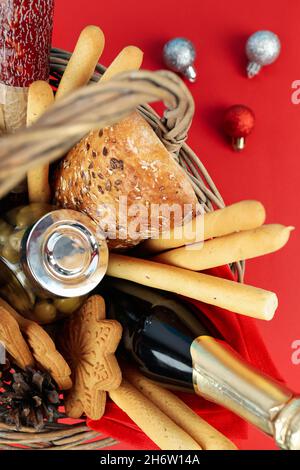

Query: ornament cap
[184,64,197,82]
[232,136,245,151]
[247,61,261,79]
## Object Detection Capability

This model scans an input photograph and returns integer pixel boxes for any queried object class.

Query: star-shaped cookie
[59,295,122,420]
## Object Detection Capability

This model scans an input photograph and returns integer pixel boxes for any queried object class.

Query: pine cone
[0,360,62,430]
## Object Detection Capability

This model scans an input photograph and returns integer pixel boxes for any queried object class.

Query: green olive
[9,229,26,252]
[0,219,13,246]
[54,296,84,315]
[4,206,25,226]
[16,203,54,229]
[33,300,57,324]
[1,243,20,264]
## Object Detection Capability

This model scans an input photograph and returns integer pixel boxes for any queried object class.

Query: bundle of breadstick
[107,199,294,320]
[145,200,294,273]
[109,365,237,450]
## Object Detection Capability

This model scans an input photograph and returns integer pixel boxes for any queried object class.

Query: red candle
[0,0,54,87]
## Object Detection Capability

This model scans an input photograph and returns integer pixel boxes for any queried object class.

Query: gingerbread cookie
[0,306,34,369]
[60,295,122,420]
[0,298,72,390]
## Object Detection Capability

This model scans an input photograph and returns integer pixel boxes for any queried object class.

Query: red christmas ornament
[223,105,255,151]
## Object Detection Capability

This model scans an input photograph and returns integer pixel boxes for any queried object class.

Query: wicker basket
[0,48,244,450]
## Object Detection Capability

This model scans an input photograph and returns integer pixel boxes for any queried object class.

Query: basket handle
[0,70,194,199]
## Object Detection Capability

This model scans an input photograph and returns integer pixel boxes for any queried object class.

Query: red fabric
[88,264,282,449]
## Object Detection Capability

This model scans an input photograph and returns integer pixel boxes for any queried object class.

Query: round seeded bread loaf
[54,112,197,249]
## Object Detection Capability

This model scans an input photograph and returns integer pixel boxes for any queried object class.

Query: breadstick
[100,46,143,82]
[107,254,278,320]
[124,366,237,450]
[55,25,105,100]
[109,380,201,450]
[143,200,266,254]
[153,224,294,271]
[27,81,54,202]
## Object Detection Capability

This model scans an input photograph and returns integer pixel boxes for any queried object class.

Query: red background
[53,0,300,450]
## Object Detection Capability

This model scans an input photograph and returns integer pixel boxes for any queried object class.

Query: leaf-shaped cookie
[0,306,34,369]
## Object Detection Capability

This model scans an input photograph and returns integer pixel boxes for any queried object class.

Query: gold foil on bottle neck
[191,336,300,449]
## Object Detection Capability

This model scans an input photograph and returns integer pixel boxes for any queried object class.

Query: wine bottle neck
[191,336,300,450]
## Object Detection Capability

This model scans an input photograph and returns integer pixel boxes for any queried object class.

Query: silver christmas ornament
[163,37,197,82]
[246,30,281,78]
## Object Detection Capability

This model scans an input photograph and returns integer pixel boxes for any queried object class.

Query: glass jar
[0,203,108,324]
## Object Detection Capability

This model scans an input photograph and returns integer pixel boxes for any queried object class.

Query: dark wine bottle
[104,279,300,450]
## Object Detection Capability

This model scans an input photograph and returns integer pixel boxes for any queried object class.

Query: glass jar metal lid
[21,209,109,298]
